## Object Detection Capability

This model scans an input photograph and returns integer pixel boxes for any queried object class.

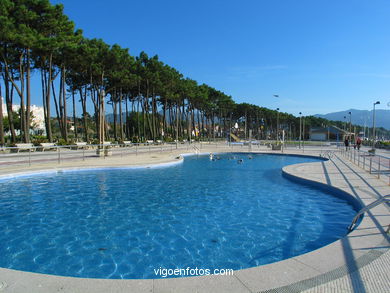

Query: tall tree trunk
[113,95,118,141]
[52,80,63,138]
[4,78,16,142]
[0,85,4,145]
[181,101,185,138]
[72,90,77,140]
[41,68,47,138]
[17,54,27,143]
[142,99,146,139]
[202,112,206,141]
[1,47,16,142]
[151,90,156,140]
[79,88,88,142]
[197,109,201,140]
[119,89,123,141]
[175,104,179,146]
[91,87,99,141]
[168,105,173,137]
[136,98,140,140]
[192,108,196,139]
[4,56,26,142]
[187,105,191,142]
[144,99,153,140]
[125,95,129,139]
[62,65,68,141]
[244,110,247,140]
[25,49,31,142]
[131,98,135,138]
[212,113,215,141]
[175,104,179,139]
[163,97,167,140]
[45,54,53,142]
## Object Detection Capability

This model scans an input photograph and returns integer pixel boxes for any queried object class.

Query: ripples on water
[0,153,357,278]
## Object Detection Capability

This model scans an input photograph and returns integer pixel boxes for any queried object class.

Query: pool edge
[0,150,389,293]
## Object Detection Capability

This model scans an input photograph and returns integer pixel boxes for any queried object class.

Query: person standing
[356,136,362,150]
[344,136,349,151]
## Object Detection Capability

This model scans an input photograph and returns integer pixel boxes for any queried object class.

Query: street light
[299,112,302,149]
[276,108,280,141]
[302,115,305,150]
[343,116,347,131]
[372,101,380,150]
[348,111,352,137]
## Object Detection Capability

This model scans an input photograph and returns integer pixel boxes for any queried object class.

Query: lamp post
[372,101,380,150]
[302,115,305,151]
[343,116,347,131]
[273,94,280,141]
[299,112,302,149]
[348,111,352,135]
[276,108,280,141]
[229,112,232,146]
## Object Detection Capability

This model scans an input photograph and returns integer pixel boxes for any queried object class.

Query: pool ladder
[320,150,334,159]
[192,145,200,154]
[348,195,390,231]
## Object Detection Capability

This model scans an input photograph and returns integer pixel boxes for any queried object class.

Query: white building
[1,97,46,133]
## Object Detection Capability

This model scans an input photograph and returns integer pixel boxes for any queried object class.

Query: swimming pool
[0,153,359,279]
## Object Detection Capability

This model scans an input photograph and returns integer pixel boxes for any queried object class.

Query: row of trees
[1,0,387,146]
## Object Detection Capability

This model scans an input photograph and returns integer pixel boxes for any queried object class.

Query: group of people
[344,136,362,151]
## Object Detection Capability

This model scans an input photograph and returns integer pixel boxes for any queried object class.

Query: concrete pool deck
[0,145,389,293]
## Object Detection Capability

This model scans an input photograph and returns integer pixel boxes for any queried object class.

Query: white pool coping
[0,149,389,293]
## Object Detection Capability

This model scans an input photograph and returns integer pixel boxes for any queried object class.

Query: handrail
[348,195,390,231]
[320,150,334,159]
[192,144,200,154]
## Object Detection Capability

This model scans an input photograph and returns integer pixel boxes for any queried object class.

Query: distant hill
[314,109,390,130]
[106,113,125,123]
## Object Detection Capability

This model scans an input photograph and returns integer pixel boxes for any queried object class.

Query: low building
[1,97,45,134]
[309,125,348,141]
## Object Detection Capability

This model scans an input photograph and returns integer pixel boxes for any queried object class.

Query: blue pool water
[0,153,358,279]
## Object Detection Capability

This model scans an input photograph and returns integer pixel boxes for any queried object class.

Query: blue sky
[42,0,390,116]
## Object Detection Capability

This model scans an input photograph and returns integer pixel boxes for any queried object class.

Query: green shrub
[32,136,48,146]
[164,137,174,142]
[90,138,100,145]
[56,139,70,146]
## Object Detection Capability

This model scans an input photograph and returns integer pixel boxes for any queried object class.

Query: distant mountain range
[106,113,126,124]
[314,109,390,130]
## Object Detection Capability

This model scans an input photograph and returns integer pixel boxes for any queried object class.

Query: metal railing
[339,147,390,185]
[0,140,269,169]
[0,141,232,169]
[348,195,390,231]
[192,144,200,154]
[319,150,335,159]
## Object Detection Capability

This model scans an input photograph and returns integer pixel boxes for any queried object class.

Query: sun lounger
[75,142,88,149]
[123,141,132,146]
[15,143,35,153]
[40,142,57,152]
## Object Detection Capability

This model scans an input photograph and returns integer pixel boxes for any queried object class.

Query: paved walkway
[276,151,390,293]
[302,249,390,293]
[0,144,389,293]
